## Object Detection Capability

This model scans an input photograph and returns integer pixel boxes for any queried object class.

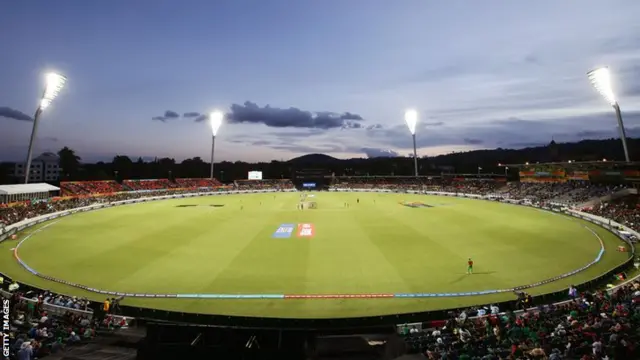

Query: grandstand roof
[0,183,60,195]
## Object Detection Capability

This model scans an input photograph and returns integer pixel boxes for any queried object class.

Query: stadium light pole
[405,109,419,177]
[24,72,67,183]
[209,110,223,180]
[587,67,630,162]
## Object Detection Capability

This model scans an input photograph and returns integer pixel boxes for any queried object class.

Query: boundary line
[12,204,609,300]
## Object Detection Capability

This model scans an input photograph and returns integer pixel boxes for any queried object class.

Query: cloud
[194,114,208,123]
[463,138,483,145]
[270,143,345,154]
[366,124,384,130]
[342,121,362,129]
[152,110,180,122]
[424,121,444,127]
[269,129,326,138]
[0,107,32,122]
[164,110,179,119]
[226,101,365,129]
[341,112,364,121]
[251,140,271,146]
[362,148,399,158]
[183,112,200,118]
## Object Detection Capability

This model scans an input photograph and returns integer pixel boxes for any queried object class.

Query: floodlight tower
[405,109,419,177]
[24,72,67,183]
[587,67,630,162]
[209,110,224,179]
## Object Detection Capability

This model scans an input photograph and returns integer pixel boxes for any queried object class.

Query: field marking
[8,194,617,301]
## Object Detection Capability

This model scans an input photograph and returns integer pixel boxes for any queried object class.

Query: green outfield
[0,192,631,319]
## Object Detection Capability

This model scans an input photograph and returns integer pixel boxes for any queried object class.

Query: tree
[112,155,134,178]
[57,147,81,179]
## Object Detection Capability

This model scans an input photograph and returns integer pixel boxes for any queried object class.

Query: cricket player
[467,258,474,274]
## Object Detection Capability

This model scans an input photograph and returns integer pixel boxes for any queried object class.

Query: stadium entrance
[292,169,332,190]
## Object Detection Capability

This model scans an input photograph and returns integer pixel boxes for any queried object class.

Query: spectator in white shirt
[490,304,500,314]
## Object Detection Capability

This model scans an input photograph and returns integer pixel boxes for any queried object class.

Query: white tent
[0,183,60,203]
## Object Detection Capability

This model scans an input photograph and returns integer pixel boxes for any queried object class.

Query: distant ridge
[284,137,640,166]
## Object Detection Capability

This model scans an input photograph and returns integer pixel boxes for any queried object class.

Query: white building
[14,152,61,183]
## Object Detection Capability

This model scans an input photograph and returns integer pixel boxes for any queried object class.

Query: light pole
[209,110,223,180]
[587,67,630,162]
[24,72,67,183]
[404,109,418,177]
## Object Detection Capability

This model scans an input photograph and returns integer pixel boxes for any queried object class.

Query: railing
[0,288,123,320]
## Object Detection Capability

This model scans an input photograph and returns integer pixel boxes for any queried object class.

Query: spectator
[402,280,640,359]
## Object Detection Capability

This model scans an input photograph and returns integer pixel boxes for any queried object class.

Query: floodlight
[404,109,418,135]
[587,67,616,106]
[587,66,630,162]
[40,72,67,110]
[404,109,419,177]
[209,110,224,179]
[210,110,224,136]
[24,71,67,183]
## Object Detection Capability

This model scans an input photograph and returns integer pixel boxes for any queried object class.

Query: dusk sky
[1,1,640,163]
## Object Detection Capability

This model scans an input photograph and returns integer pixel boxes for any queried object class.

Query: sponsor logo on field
[297,223,315,238]
[400,201,433,208]
[272,224,295,238]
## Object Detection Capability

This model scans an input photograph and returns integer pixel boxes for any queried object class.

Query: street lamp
[587,67,630,162]
[24,72,67,183]
[209,110,224,179]
[404,109,418,177]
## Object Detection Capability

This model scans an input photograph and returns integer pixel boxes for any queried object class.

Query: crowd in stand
[235,179,295,190]
[60,180,125,196]
[402,280,640,359]
[174,178,222,188]
[584,195,640,233]
[332,177,630,206]
[122,178,178,191]
[499,182,623,206]
[4,283,130,359]
[333,177,504,195]
[61,178,226,196]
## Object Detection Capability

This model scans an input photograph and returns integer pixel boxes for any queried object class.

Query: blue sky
[1,1,640,162]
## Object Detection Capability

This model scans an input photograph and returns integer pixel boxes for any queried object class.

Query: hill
[287,153,340,165]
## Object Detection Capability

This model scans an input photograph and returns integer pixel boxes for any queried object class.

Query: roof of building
[34,152,59,162]
[0,183,60,195]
